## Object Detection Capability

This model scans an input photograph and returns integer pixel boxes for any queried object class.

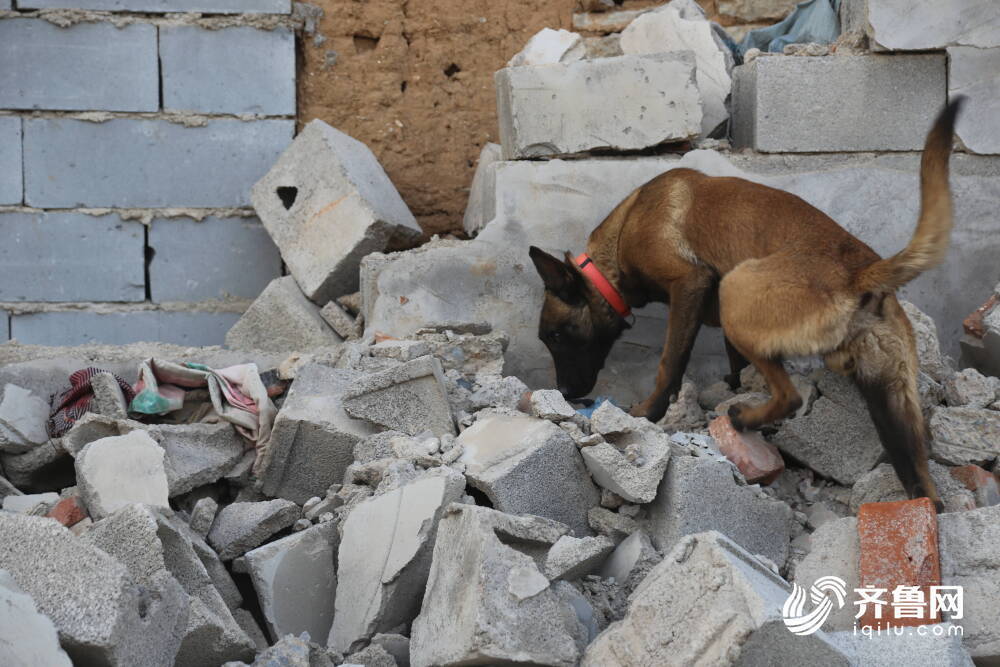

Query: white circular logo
[782,576,848,636]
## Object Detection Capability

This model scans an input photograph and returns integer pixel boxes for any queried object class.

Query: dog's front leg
[630,275,711,422]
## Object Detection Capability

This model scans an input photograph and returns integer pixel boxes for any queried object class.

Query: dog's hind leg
[723,336,749,390]
[725,352,802,430]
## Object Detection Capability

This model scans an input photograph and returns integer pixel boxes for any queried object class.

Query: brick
[732,55,946,152]
[45,496,87,527]
[948,46,1000,155]
[496,53,701,159]
[23,118,293,208]
[0,211,144,302]
[18,0,290,12]
[708,415,784,484]
[161,26,295,116]
[0,20,157,112]
[10,310,240,347]
[149,215,281,302]
[950,464,1000,507]
[0,117,21,205]
[857,498,941,630]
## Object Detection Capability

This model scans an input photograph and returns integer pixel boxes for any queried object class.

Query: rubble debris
[259,365,375,504]
[251,120,422,304]
[329,469,466,654]
[582,531,851,665]
[244,521,339,644]
[508,28,584,67]
[75,430,170,520]
[529,388,578,422]
[544,534,616,581]
[410,504,583,667]
[189,497,219,537]
[320,300,363,341]
[580,435,671,503]
[646,452,793,567]
[462,143,503,237]
[370,633,410,667]
[2,490,60,514]
[226,276,342,352]
[0,383,49,454]
[468,375,529,411]
[90,371,129,419]
[45,495,87,527]
[0,569,73,667]
[342,356,456,437]
[152,422,247,497]
[347,643,399,667]
[950,464,1000,507]
[793,515,859,632]
[928,406,1000,466]
[832,623,973,667]
[850,462,976,514]
[458,413,601,536]
[495,53,701,159]
[588,507,640,542]
[207,499,301,561]
[659,379,705,429]
[598,530,659,584]
[708,415,784,484]
[944,367,999,408]
[0,513,187,666]
[589,401,650,438]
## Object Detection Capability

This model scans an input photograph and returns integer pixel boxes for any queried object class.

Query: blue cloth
[738,0,841,56]
[575,396,620,418]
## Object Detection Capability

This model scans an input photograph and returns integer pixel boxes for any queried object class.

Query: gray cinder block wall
[0,2,297,345]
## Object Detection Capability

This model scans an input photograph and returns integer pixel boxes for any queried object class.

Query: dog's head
[529,246,625,399]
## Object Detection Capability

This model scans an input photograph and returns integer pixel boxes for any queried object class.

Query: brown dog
[529,98,965,510]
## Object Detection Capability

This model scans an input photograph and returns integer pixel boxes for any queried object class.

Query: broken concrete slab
[226,276,341,352]
[929,406,1000,466]
[329,469,466,654]
[2,490,59,514]
[646,453,793,567]
[0,383,49,454]
[410,504,583,667]
[544,534,615,581]
[151,422,247,497]
[866,0,1000,50]
[62,412,145,456]
[580,436,670,504]
[320,300,362,340]
[495,53,701,160]
[342,356,455,437]
[462,142,503,237]
[468,375,529,411]
[949,46,1000,155]
[245,521,338,645]
[207,499,300,560]
[508,28,584,67]
[90,371,129,419]
[459,413,601,536]
[943,368,998,408]
[588,507,640,542]
[189,496,219,538]
[259,365,375,504]
[589,401,650,438]
[0,569,73,667]
[529,389,578,422]
[793,516,859,632]
[0,513,187,666]
[851,462,976,514]
[251,120,422,303]
[75,430,170,520]
[582,531,851,666]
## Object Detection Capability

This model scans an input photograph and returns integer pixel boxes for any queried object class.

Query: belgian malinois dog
[529,98,965,510]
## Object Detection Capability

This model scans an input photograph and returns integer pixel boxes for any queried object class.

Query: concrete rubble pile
[2,1,1000,666]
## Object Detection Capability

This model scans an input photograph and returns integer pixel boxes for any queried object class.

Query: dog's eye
[549,331,562,343]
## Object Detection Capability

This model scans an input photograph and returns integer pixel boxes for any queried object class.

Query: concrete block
[0,20,157,111]
[943,368,998,408]
[529,389,577,422]
[0,570,73,667]
[0,383,49,454]
[244,521,339,644]
[495,53,701,159]
[928,406,1000,466]
[330,470,466,653]
[580,435,671,504]
[718,0,797,21]
[949,46,1000,155]
[207,499,300,560]
[938,504,1000,663]
[76,431,170,520]
[342,356,455,437]
[645,453,793,567]
[588,506,640,541]
[189,497,218,538]
[832,624,974,666]
[508,28,583,67]
[251,120,421,303]
[461,142,502,236]
[0,211,145,302]
[151,422,247,497]
[411,504,583,667]
[226,276,341,352]
[149,215,281,302]
[24,118,293,208]
[161,26,295,115]
[2,491,59,513]
[544,534,615,581]
[866,0,1000,50]
[18,0,290,11]
[851,462,976,515]
[10,310,241,347]
[468,374,530,411]
[793,516,859,632]
[0,118,21,205]
[0,513,187,666]
[581,531,851,666]
[732,55,947,152]
[259,365,375,504]
[90,371,128,419]
[320,300,362,340]
[458,413,601,536]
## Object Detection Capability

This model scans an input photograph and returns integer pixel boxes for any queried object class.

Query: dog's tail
[854,97,965,294]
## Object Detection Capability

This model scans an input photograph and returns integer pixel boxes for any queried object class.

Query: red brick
[45,496,87,528]
[708,415,784,485]
[950,464,1000,507]
[963,294,999,338]
[857,498,941,629]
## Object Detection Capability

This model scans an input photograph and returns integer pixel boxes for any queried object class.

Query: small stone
[529,389,577,422]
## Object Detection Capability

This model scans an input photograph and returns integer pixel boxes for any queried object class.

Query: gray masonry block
[10,310,241,347]
[161,26,295,115]
[0,117,21,205]
[0,211,145,302]
[1,311,8,342]
[23,118,293,208]
[732,54,947,152]
[0,20,158,112]
[18,0,290,11]
[225,276,341,351]
[0,0,10,9]
[149,216,281,302]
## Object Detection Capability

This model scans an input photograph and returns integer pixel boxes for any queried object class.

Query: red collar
[575,253,632,321]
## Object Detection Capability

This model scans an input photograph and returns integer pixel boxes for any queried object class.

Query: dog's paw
[628,402,649,418]
[728,403,748,432]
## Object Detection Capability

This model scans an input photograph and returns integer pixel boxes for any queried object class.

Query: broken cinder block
[226,276,341,352]
[207,499,300,561]
[580,434,670,504]
[75,430,170,520]
[251,120,422,304]
[0,383,49,454]
[0,570,73,667]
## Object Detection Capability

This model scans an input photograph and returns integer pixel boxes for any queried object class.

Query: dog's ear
[529,246,584,303]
